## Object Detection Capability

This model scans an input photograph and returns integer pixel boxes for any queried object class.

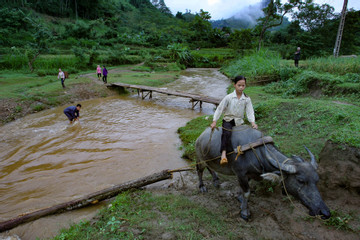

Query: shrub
[343,73,360,83]
[221,48,281,80]
[167,43,193,66]
[265,71,344,97]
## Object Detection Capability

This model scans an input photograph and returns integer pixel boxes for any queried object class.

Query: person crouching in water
[64,104,81,124]
[210,75,258,165]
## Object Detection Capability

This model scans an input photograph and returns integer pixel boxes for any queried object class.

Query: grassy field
[52,190,239,240]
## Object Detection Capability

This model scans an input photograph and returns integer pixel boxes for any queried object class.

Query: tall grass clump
[0,47,28,70]
[221,48,281,80]
[265,70,343,97]
[33,55,78,71]
[303,56,360,75]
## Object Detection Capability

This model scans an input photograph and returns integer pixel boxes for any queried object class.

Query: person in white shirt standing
[210,75,258,165]
[58,68,65,88]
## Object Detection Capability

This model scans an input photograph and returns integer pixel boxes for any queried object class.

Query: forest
[1,0,359,73]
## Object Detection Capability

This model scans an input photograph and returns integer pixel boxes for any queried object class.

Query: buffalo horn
[291,155,304,162]
[265,148,296,173]
[304,146,318,170]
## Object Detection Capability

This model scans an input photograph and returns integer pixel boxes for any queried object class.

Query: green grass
[109,71,179,87]
[52,190,236,240]
[221,49,281,81]
[177,115,214,160]
[0,70,110,124]
[303,57,360,75]
[0,72,91,99]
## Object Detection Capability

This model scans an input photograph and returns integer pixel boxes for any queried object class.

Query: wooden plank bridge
[108,83,221,109]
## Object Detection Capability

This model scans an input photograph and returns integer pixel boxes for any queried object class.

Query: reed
[303,56,360,75]
[221,49,281,80]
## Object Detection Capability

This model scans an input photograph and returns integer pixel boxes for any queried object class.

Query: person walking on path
[294,47,301,67]
[63,104,81,124]
[210,75,258,165]
[58,68,65,88]
[96,65,102,80]
[102,66,108,84]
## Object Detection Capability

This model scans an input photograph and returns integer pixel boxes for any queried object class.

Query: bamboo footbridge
[108,83,221,109]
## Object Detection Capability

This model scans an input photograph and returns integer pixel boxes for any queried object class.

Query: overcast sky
[165,0,360,20]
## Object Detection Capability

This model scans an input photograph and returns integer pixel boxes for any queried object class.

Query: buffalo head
[264,146,331,219]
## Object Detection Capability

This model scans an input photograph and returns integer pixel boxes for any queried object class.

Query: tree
[151,0,172,15]
[293,1,335,31]
[190,9,212,43]
[257,0,303,50]
[228,29,255,51]
[26,23,52,72]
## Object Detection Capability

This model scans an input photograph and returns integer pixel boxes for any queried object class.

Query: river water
[0,68,229,239]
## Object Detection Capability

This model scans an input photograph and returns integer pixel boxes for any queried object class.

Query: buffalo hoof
[213,179,220,189]
[240,213,250,222]
[199,186,208,193]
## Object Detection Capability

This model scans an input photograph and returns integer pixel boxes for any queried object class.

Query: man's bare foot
[220,157,228,165]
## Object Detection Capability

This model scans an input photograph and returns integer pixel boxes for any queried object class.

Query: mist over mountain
[212,0,270,29]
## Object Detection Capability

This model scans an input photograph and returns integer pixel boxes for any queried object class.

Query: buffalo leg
[236,175,251,221]
[207,167,220,188]
[196,162,207,192]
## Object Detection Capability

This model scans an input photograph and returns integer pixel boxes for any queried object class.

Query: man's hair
[77,104,82,108]
[232,75,246,84]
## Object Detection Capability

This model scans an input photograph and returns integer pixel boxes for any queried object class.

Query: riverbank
[0,65,181,126]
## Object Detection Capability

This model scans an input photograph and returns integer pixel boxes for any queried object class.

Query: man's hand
[251,122,258,129]
[210,121,217,130]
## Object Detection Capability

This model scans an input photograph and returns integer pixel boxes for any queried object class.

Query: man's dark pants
[64,111,74,121]
[220,119,235,153]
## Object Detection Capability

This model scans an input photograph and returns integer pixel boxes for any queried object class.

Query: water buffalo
[195,125,330,221]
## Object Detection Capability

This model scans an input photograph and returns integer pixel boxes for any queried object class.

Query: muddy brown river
[0,69,229,239]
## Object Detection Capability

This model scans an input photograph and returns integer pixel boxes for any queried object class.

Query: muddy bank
[143,161,359,239]
[0,81,115,126]
[318,140,360,202]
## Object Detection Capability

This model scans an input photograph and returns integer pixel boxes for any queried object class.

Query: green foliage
[293,2,335,32]
[0,47,28,69]
[324,210,354,231]
[167,43,193,66]
[265,70,343,97]
[228,29,256,51]
[0,7,33,46]
[221,49,281,79]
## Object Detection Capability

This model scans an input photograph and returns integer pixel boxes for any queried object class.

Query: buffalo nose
[320,209,331,219]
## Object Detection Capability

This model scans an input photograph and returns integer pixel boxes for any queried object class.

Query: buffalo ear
[261,173,281,183]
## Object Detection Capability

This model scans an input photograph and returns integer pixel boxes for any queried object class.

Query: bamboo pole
[0,169,173,232]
